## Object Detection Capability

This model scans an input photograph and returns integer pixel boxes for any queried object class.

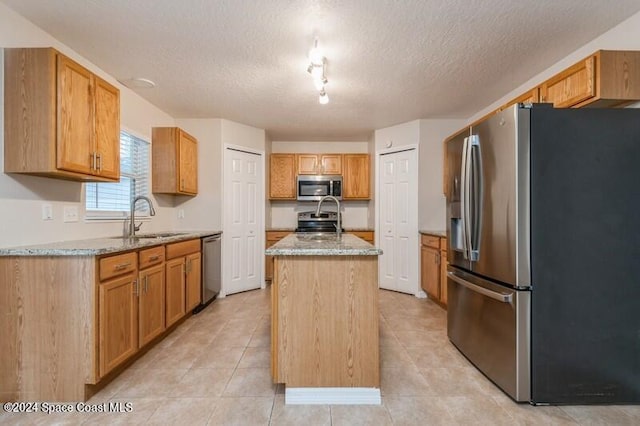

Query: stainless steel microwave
[297,175,342,201]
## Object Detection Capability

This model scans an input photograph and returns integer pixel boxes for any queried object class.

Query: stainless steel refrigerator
[445,103,640,404]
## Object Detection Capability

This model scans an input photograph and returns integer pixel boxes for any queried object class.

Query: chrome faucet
[316,195,342,239]
[128,195,156,238]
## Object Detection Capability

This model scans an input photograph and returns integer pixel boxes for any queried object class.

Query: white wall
[269,140,372,230]
[0,3,176,247]
[374,120,420,152]
[418,119,466,231]
[173,119,223,230]
[175,119,266,232]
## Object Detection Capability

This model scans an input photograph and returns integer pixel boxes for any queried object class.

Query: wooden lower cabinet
[265,231,291,281]
[0,238,203,402]
[138,264,166,347]
[99,273,138,377]
[185,252,202,311]
[420,234,448,307]
[166,239,202,326]
[166,257,187,327]
[348,230,374,244]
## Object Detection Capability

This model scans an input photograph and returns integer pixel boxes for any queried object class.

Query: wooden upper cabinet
[4,48,120,182]
[342,154,370,199]
[94,76,121,180]
[152,127,198,195]
[296,154,342,175]
[541,55,596,107]
[269,154,296,199]
[540,50,640,108]
[501,87,540,110]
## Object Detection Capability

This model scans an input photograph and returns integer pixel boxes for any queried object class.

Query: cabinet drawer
[139,246,165,269]
[421,234,440,249]
[166,239,201,260]
[99,252,137,281]
[266,231,291,247]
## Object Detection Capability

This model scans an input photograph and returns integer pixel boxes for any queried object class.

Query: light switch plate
[178,209,185,219]
[63,205,79,223]
[42,203,53,221]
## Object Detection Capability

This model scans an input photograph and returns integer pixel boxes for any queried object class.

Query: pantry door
[222,146,264,297]
[377,147,419,295]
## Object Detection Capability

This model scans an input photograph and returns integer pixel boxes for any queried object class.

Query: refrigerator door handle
[469,135,482,261]
[448,272,512,303]
[461,136,472,260]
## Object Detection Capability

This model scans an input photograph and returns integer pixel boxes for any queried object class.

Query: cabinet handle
[148,255,160,261]
[96,153,102,173]
[91,152,97,170]
[114,262,131,271]
[435,253,441,265]
[144,275,149,293]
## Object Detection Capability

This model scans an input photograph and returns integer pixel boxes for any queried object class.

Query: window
[85,130,151,219]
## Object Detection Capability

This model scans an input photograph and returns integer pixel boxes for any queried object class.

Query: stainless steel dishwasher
[194,233,222,313]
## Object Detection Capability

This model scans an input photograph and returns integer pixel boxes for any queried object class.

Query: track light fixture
[307,38,329,104]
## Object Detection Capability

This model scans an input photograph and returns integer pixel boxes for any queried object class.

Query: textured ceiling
[3,0,640,140]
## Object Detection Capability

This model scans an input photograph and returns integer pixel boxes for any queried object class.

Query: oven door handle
[448,272,512,303]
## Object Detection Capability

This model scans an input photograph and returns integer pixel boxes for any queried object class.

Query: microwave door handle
[469,135,482,262]
[460,136,470,259]
[330,180,333,196]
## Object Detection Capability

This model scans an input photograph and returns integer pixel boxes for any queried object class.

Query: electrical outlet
[63,206,79,223]
[42,203,53,221]
[178,209,185,219]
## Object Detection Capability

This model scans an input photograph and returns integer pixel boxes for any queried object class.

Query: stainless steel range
[295,211,343,233]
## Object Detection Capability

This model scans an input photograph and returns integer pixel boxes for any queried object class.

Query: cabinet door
[178,130,198,194]
[269,154,296,199]
[166,257,186,327]
[99,274,138,377]
[138,264,166,347]
[57,55,94,175]
[421,246,440,300]
[320,154,342,174]
[94,76,120,180]
[540,55,595,107]
[440,247,448,306]
[297,154,319,174]
[343,154,370,199]
[185,252,202,311]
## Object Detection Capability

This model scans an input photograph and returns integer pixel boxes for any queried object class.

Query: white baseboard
[415,290,427,299]
[285,387,381,405]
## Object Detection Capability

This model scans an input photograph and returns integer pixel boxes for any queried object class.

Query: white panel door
[378,148,419,295]
[223,147,263,296]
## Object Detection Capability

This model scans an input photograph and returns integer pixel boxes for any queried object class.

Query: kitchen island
[266,233,382,404]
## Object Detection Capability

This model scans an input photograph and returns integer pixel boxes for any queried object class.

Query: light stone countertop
[0,230,221,256]
[265,233,382,256]
[419,229,446,238]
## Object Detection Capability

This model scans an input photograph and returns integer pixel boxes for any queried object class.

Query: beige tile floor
[2,287,640,425]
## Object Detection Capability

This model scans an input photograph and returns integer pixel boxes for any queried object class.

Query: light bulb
[319,90,329,105]
[309,40,324,65]
[310,64,323,80]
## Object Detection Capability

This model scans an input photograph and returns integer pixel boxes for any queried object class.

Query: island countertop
[0,230,221,256]
[265,233,382,256]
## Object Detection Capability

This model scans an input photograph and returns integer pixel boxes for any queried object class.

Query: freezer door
[447,267,531,402]
[445,127,472,272]
[469,106,531,288]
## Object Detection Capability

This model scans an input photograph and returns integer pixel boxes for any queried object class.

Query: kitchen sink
[109,232,189,240]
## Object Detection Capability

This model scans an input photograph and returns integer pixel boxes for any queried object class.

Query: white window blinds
[85,131,151,218]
